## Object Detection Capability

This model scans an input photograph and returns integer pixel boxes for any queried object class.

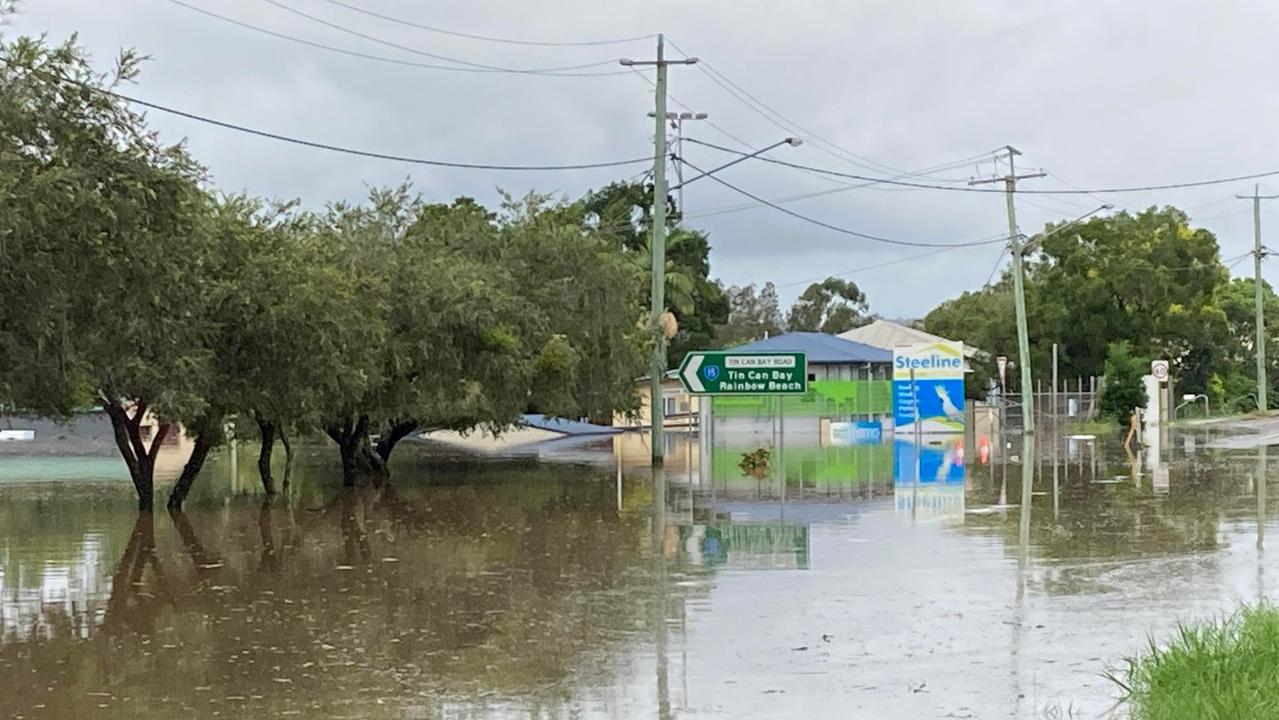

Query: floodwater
[0,423,1274,719]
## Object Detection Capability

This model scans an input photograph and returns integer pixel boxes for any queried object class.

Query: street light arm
[1019,204,1114,255]
[669,138,801,190]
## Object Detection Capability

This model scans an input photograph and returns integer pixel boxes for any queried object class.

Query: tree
[1099,341,1147,424]
[925,283,1015,398]
[1213,277,1279,410]
[786,277,869,334]
[166,198,383,508]
[316,188,646,485]
[573,182,728,366]
[0,35,212,510]
[717,282,785,347]
[1026,207,1228,391]
[926,207,1236,400]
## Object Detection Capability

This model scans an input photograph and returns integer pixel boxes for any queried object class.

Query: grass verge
[1062,418,1118,435]
[1112,605,1279,719]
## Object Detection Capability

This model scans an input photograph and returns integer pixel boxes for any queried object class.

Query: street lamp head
[1101,204,1115,210]
[784,137,803,147]
[693,112,709,120]
[618,58,635,66]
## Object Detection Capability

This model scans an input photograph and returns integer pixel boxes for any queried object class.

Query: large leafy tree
[717,282,785,347]
[319,188,646,485]
[166,198,383,507]
[1027,207,1228,392]
[0,35,212,510]
[927,207,1234,400]
[786,277,870,334]
[1213,277,1279,410]
[573,182,728,366]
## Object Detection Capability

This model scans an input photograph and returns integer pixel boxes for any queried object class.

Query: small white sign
[725,355,796,369]
[1151,360,1169,382]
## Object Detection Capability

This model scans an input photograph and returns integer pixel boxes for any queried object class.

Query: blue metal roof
[729,332,892,364]
[520,414,621,436]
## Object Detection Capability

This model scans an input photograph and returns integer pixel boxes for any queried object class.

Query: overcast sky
[10,0,1279,318]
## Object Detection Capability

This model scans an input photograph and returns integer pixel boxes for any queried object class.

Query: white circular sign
[1151,360,1169,382]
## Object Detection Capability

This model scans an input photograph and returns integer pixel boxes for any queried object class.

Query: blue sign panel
[892,438,966,485]
[892,342,966,434]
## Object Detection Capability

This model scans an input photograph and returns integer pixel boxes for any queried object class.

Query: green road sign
[678,352,808,396]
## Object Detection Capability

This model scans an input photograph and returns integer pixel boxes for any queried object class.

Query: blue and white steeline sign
[893,342,966,434]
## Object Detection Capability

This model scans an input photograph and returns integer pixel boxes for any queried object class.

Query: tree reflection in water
[0,468,692,719]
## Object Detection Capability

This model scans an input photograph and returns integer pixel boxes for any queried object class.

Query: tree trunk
[326,415,387,487]
[168,509,220,581]
[375,419,419,462]
[279,426,295,492]
[167,424,217,511]
[102,395,168,512]
[257,417,277,496]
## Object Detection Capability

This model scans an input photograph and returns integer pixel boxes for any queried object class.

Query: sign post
[678,352,808,396]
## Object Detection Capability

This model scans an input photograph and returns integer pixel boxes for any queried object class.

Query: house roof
[520,414,620,436]
[730,332,892,364]
[838,319,984,359]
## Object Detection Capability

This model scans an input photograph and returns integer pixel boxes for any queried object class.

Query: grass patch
[1063,418,1118,435]
[1112,605,1279,719]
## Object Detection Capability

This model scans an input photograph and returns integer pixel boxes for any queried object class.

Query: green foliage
[572,182,728,368]
[1099,341,1147,424]
[717,282,785,347]
[1114,605,1279,719]
[926,207,1259,402]
[786,277,869,334]
[0,34,651,498]
[0,34,210,423]
[738,448,771,479]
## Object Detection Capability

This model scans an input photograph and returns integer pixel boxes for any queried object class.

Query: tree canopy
[0,35,650,508]
[925,206,1269,408]
[785,277,870,334]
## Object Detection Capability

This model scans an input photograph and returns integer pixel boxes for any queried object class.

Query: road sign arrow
[682,353,705,393]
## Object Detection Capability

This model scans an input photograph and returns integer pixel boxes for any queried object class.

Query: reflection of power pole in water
[1012,432,1035,716]
[650,467,670,719]
[772,393,782,501]
[1258,445,1268,552]
[1260,445,1268,602]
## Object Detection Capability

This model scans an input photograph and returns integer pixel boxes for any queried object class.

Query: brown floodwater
[0,426,1273,719]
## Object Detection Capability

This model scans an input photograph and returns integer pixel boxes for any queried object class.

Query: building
[837,318,985,371]
[613,371,702,430]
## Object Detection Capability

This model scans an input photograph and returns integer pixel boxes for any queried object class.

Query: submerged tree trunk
[102,395,169,512]
[326,415,387,487]
[374,419,419,462]
[167,421,218,511]
[256,416,277,496]
[279,426,295,492]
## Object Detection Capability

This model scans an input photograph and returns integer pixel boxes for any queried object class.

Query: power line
[626,68,1003,207]
[686,150,1002,219]
[776,238,1006,289]
[685,137,1279,195]
[0,56,649,171]
[665,37,969,182]
[312,0,655,47]
[219,0,630,76]
[675,156,1007,249]
[165,0,629,76]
